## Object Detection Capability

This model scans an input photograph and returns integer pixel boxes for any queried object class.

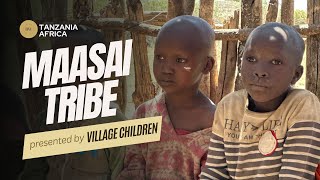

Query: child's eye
[156,55,165,61]
[246,57,256,62]
[176,58,187,63]
[271,59,282,65]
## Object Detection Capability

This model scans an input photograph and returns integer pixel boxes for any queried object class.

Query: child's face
[153,31,208,94]
[241,34,300,103]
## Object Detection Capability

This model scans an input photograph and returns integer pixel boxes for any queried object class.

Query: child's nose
[253,66,269,78]
[161,61,174,74]
[254,72,268,78]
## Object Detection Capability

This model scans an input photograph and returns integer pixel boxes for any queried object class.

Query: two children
[118,15,216,179]
[17,15,319,179]
[200,22,320,179]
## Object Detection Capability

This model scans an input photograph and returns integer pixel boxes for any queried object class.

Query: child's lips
[250,83,268,91]
[158,79,175,86]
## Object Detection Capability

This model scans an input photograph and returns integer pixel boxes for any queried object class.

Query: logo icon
[20,20,38,38]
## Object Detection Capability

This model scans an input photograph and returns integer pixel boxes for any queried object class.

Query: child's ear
[291,65,303,85]
[203,56,214,74]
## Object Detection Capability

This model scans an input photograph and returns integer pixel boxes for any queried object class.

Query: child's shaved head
[246,22,305,65]
[153,15,215,95]
[156,15,215,57]
[241,22,305,112]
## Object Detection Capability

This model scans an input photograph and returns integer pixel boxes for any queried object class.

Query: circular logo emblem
[20,20,38,38]
[258,130,278,156]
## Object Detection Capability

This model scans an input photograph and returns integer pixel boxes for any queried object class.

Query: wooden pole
[126,0,155,108]
[240,0,262,28]
[143,11,167,26]
[100,0,126,18]
[217,11,239,102]
[235,0,262,91]
[266,0,278,22]
[199,0,217,101]
[82,18,320,40]
[306,0,320,99]
[101,0,127,112]
[199,0,214,25]
[281,0,294,25]
[167,0,195,20]
[218,21,229,100]
[73,0,93,20]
